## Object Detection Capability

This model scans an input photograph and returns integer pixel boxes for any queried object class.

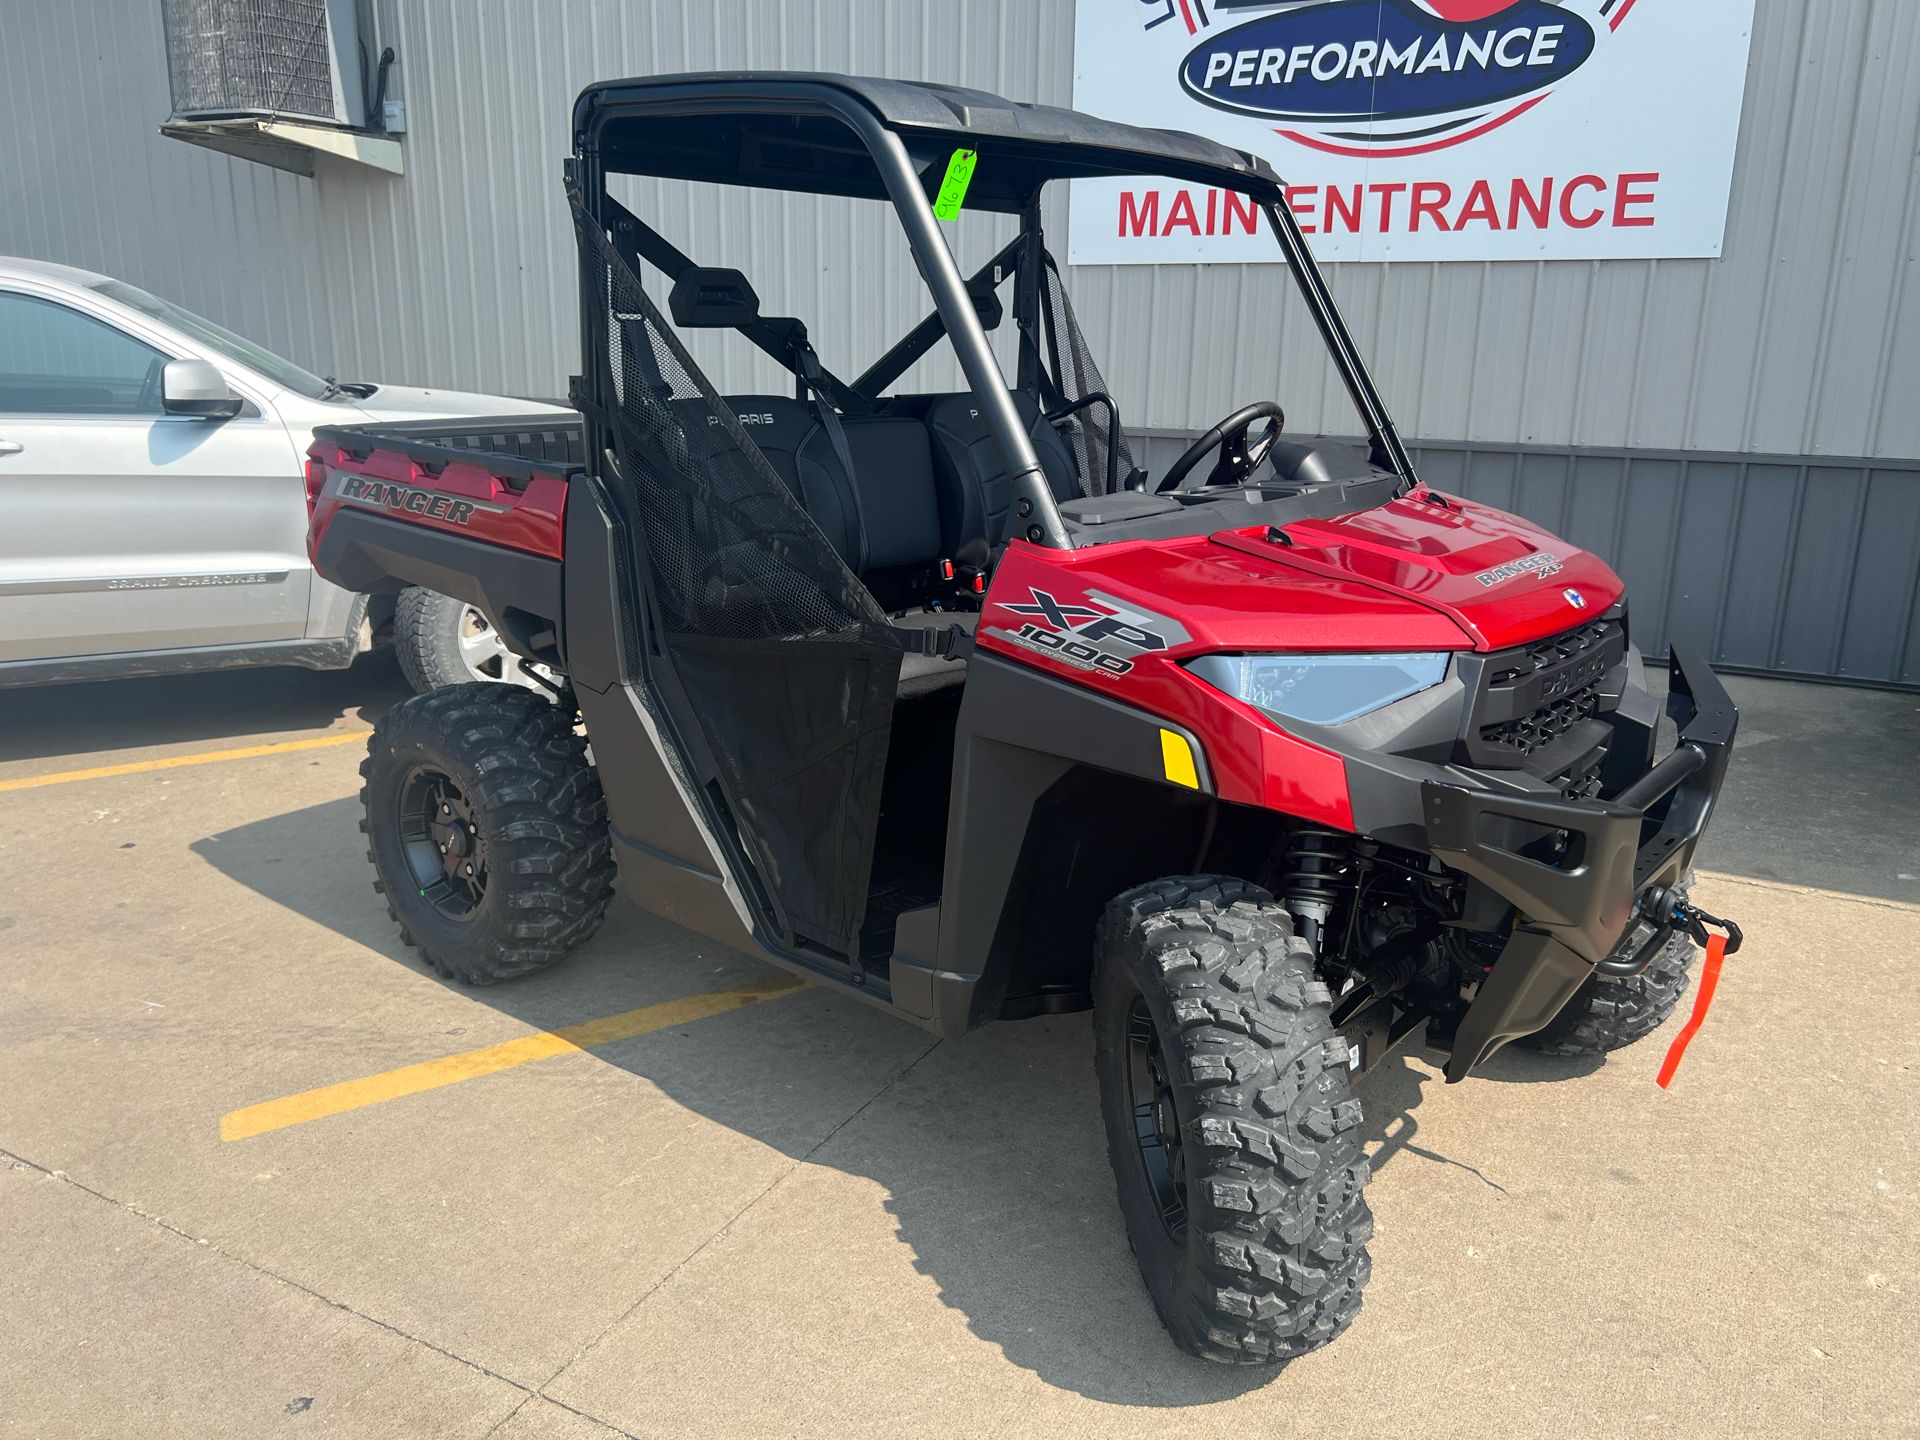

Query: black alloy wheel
[398,766,487,918]
[1125,994,1189,1240]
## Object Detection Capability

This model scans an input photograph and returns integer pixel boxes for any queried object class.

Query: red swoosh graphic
[1277,93,1548,158]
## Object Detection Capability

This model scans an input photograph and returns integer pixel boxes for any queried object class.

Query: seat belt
[791,338,869,569]
[793,342,857,496]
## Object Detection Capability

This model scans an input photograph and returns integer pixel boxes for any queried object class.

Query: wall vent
[161,0,361,126]
[158,0,402,175]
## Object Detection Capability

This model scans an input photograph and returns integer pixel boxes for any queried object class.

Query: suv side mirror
[161,358,242,420]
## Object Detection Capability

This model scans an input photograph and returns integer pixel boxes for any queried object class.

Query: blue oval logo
[1180,0,1597,130]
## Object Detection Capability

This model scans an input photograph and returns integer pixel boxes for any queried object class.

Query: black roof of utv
[573,71,1285,210]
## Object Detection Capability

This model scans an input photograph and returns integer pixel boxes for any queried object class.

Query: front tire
[1094,876,1373,1363]
[1518,871,1700,1057]
[1518,931,1698,1056]
[360,684,614,984]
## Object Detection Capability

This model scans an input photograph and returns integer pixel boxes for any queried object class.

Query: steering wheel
[1155,401,1286,493]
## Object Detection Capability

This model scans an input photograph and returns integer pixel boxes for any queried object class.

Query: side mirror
[161,358,242,420]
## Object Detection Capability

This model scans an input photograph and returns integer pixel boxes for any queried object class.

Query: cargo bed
[306,415,585,673]
[313,413,587,486]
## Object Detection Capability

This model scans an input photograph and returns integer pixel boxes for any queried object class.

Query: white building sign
[1069,0,1757,264]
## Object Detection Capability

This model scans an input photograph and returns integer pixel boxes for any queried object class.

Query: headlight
[1186,652,1449,727]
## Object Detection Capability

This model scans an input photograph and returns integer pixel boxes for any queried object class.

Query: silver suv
[0,257,568,691]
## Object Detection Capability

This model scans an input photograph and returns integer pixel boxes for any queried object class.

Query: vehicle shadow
[189,794,1576,1406]
[0,653,410,764]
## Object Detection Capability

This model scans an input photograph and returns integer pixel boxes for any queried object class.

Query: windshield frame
[575,78,1418,550]
[1259,196,1416,486]
[90,280,337,401]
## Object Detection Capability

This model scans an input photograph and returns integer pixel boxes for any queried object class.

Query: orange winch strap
[1656,930,1728,1090]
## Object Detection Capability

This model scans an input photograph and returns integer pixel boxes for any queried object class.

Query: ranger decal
[1472,551,1562,588]
[322,472,506,526]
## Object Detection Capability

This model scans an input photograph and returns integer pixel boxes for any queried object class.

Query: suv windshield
[91,280,337,400]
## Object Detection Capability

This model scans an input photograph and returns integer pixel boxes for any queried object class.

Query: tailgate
[306,416,583,569]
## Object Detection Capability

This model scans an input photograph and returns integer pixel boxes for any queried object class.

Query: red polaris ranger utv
[307,73,1743,1362]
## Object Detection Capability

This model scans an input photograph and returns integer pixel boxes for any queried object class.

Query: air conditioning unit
[159,0,402,176]
[162,0,365,125]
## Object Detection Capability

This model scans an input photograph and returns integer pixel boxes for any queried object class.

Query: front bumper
[1419,643,1737,1078]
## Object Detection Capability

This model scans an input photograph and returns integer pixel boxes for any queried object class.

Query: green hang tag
[932,149,978,221]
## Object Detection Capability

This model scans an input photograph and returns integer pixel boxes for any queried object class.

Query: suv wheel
[393,585,554,695]
[1093,876,1373,1363]
[361,684,614,984]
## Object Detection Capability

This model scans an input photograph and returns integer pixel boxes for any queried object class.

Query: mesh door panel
[574,202,902,957]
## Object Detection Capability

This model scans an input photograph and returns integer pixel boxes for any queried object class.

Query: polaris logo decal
[991,587,1190,676]
[324,473,505,526]
[1473,551,1563,588]
[1178,0,1620,156]
[1563,587,1588,609]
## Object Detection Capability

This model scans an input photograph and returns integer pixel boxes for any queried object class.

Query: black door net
[573,198,905,960]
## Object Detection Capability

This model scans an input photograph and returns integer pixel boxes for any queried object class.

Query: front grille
[1482,685,1601,755]
[1486,617,1618,689]
[1469,612,1626,776]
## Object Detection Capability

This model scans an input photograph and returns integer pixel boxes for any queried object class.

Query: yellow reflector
[1159,729,1200,789]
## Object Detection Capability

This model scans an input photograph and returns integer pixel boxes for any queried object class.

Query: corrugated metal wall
[1417,447,1920,690]
[2,0,1917,682]
[8,0,1917,453]
[1136,432,1920,686]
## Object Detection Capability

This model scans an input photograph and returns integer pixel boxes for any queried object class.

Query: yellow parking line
[0,731,368,793]
[220,972,808,1141]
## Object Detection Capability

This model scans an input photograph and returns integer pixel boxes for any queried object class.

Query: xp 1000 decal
[1070,0,1756,264]
[988,587,1191,676]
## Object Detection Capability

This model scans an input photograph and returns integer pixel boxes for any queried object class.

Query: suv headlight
[1185,652,1449,727]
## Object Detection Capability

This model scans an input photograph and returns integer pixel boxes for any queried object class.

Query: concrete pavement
[1,658,1915,1437]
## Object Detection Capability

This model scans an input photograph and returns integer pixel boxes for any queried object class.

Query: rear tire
[360,684,614,984]
[393,586,552,695]
[1094,876,1373,1363]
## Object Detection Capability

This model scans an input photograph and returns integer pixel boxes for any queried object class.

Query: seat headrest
[669,267,760,328]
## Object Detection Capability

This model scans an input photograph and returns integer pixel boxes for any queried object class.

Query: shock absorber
[1276,827,1351,952]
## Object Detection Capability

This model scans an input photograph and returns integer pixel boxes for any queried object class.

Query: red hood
[973,490,1625,826]
[1210,492,1623,650]
[978,488,1623,688]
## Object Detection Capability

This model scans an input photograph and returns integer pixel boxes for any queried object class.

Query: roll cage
[567,71,1415,547]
